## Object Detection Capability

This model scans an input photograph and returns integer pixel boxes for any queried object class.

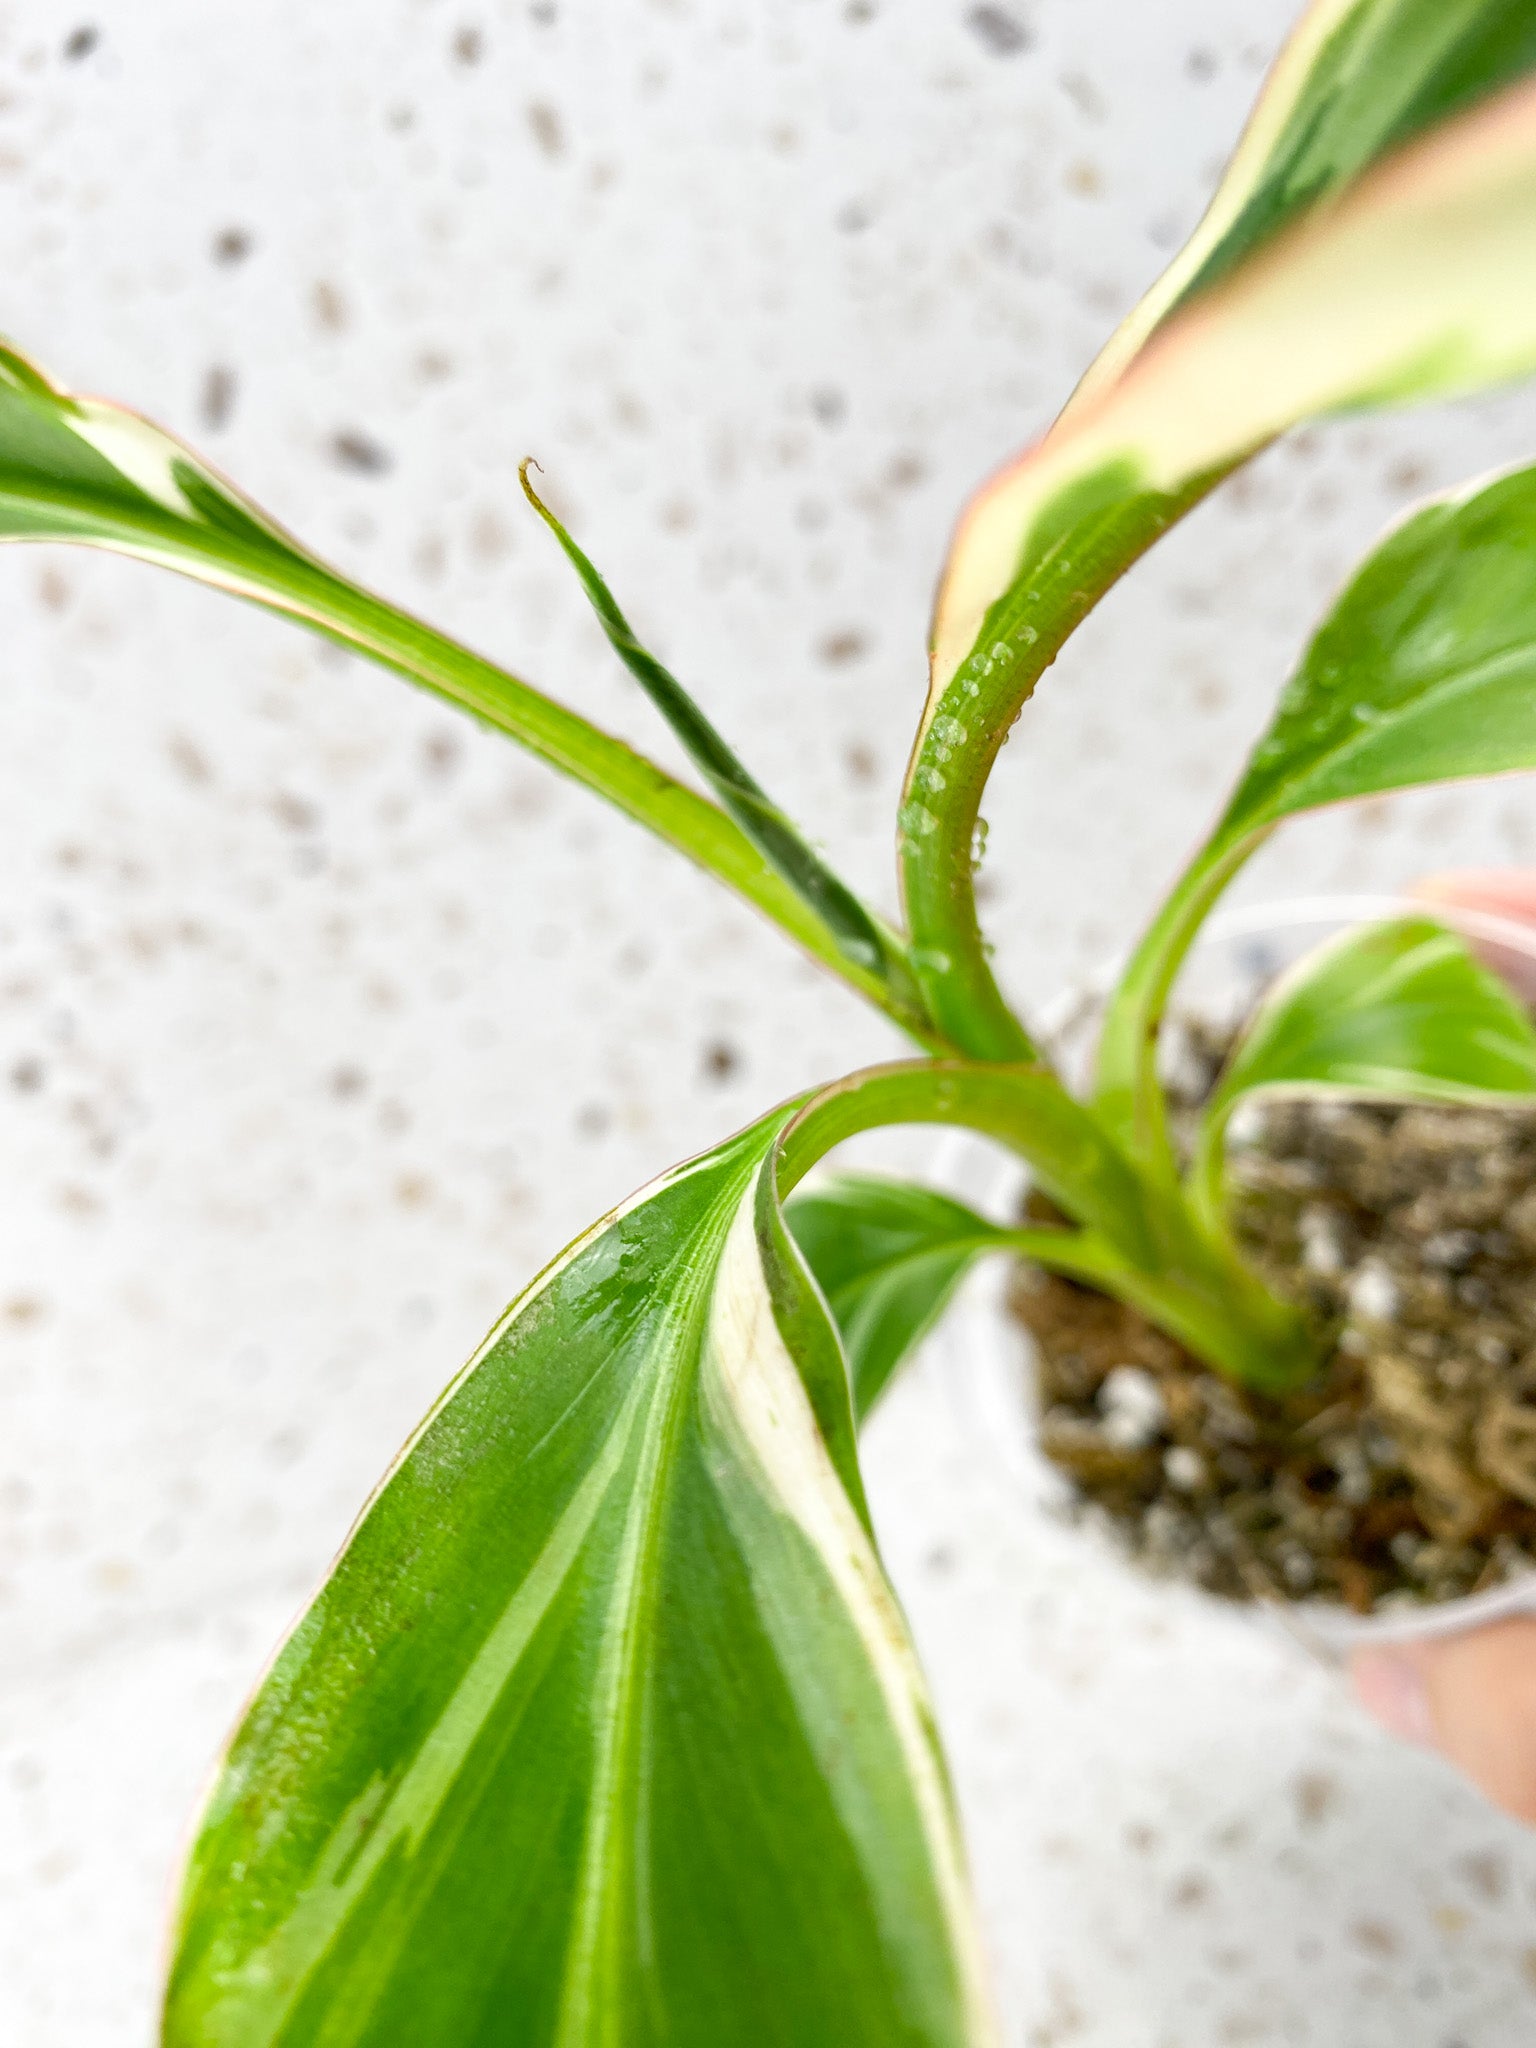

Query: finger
[1414,869,1536,1001]
[1416,869,1536,925]
[1351,1641,1435,1747]
[1353,1620,1536,1826]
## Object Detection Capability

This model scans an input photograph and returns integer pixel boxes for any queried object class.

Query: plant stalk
[1091,827,1267,1167]
[779,1059,1320,1394]
[900,477,1221,1065]
[8,489,943,1049]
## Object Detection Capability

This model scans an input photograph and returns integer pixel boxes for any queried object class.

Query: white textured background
[3,2,1536,2042]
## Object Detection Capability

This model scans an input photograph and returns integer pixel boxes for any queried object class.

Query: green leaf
[519,462,919,1004]
[927,38,1536,713]
[903,32,1536,1058]
[1223,459,1536,837]
[786,1175,1009,1419]
[1083,0,1536,399]
[1097,458,1536,1152]
[159,1055,1313,2042]
[164,1096,996,2048]
[0,341,928,1037]
[1212,913,1536,1104]
[1194,913,1536,1214]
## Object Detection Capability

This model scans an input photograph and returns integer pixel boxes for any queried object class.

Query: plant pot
[922,895,1536,1661]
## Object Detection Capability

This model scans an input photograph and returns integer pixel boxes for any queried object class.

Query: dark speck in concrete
[331,429,392,476]
[199,365,237,431]
[819,628,867,666]
[1351,1920,1400,1958]
[453,25,485,65]
[212,226,255,267]
[527,102,564,158]
[965,6,1031,58]
[312,279,348,332]
[1455,1847,1507,1902]
[167,733,213,785]
[1293,1771,1338,1828]
[63,25,99,61]
[703,1039,741,1083]
[271,791,320,833]
[422,729,463,779]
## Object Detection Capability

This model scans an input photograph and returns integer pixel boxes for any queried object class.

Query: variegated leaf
[929,68,1536,709]
[787,1175,1011,1418]
[1194,915,1536,1214]
[164,1096,997,2048]
[0,341,906,1020]
[902,9,1536,1058]
[1078,0,1536,404]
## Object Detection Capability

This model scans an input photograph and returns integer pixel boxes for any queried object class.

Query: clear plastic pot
[919,894,1536,1663]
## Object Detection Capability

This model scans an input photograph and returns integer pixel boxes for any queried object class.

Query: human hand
[1353,1621,1536,1823]
[1350,870,1536,1824]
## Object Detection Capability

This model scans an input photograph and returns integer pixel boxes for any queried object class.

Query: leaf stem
[776,1059,1319,1393]
[1091,828,1265,1165]
[0,483,942,1047]
[900,478,1219,1064]
[517,462,923,1011]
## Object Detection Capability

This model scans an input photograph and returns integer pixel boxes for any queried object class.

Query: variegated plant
[11,5,1536,2041]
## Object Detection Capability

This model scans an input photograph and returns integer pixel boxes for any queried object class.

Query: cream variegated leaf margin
[902,6,1536,1065]
[0,343,918,1029]
[1074,0,1536,408]
[163,1090,998,2048]
[931,71,1536,703]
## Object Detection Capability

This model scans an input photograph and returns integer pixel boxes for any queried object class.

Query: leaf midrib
[554,1163,756,2047]
[1236,636,1536,833]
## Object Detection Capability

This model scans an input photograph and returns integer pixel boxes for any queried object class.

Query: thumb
[1415,868,1536,925]
[1414,869,1536,1002]
[1353,1620,1536,1825]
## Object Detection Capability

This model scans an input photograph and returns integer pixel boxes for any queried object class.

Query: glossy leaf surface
[1197,915,1536,1207]
[786,1175,1009,1419]
[163,1051,1317,2042]
[0,342,920,1031]
[1222,461,1536,837]
[1213,914,1536,1105]
[165,1100,994,2048]
[904,30,1536,1058]
[929,73,1536,708]
[1082,0,1536,399]
[933,16,1536,704]
[1097,459,1536,1149]
[519,464,916,1001]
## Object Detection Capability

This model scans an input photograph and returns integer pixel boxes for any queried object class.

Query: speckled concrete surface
[2,4,1536,2042]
